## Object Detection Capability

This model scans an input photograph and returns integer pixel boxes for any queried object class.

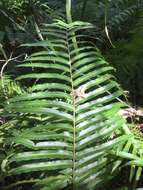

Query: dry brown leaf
[72,85,87,98]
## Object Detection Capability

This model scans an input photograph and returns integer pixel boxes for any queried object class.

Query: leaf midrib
[66,29,76,188]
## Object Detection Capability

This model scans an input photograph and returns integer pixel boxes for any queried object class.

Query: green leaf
[2,18,129,190]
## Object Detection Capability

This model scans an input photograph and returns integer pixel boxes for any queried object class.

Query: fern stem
[66,29,76,190]
[66,0,72,24]
[66,0,78,52]
[66,2,77,188]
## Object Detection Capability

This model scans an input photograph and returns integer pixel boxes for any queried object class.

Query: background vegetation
[0,0,143,190]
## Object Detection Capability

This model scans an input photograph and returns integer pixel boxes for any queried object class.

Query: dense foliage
[0,0,143,190]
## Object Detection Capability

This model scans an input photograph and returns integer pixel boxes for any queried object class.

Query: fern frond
[2,20,129,190]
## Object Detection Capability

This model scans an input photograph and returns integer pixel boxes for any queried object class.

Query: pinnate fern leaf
[2,20,129,190]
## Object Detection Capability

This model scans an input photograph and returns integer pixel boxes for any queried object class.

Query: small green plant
[5,0,27,15]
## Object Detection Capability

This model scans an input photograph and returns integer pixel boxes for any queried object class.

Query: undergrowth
[105,12,143,106]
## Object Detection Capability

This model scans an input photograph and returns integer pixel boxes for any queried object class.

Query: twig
[0,52,25,102]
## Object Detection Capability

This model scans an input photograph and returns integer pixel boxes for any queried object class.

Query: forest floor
[106,13,143,107]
